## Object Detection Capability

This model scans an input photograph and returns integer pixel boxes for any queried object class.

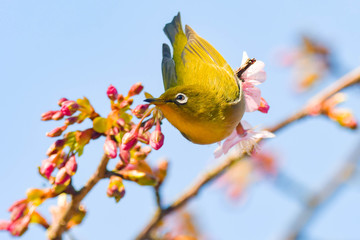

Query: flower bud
[40,159,56,179]
[57,98,68,106]
[258,97,270,114]
[155,159,168,184]
[137,129,150,144]
[65,156,77,176]
[143,118,155,132]
[121,129,138,151]
[150,121,164,150]
[46,126,67,138]
[117,118,126,128]
[331,109,358,129]
[55,168,71,185]
[131,104,150,118]
[8,214,31,236]
[119,99,133,109]
[118,149,130,167]
[107,176,125,202]
[107,85,118,101]
[117,94,124,102]
[41,110,56,121]
[64,116,78,125]
[128,82,143,97]
[60,101,79,116]
[8,199,27,222]
[104,138,118,159]
[46,139,65,156]
[51,111,64,120]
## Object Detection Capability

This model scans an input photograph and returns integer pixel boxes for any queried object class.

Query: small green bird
[146,13,245,144]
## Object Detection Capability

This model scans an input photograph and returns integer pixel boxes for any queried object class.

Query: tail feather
[163,12,184,45]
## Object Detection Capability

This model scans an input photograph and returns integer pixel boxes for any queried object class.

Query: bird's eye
[175,93,188,105]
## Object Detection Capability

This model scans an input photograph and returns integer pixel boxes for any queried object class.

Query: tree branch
[135,66,360,240]
[47,154,110,240]
[283,140,360,240]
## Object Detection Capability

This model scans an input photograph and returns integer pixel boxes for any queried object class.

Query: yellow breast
[158,96,245,144]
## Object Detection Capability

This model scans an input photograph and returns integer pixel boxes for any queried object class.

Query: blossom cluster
[215,52,275,157]
[308,93,357,129]
[1,83,169,236]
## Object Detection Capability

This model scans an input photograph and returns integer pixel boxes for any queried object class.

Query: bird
[145,13,245,145]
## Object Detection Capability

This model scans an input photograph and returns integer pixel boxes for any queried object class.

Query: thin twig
[47,154,110,240]
[135,66,360,240]
[283,140,360,240]
[154,186,163,210]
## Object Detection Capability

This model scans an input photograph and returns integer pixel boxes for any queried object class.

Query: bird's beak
[144,98,166,105]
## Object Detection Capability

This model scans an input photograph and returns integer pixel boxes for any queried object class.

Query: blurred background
[1,1,359,239]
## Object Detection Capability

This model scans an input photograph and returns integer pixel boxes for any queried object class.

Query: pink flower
[150,121,164,150]
[60,100,79,116]
[240,52,267,112]
[107,85,118,101]
[104,138,118,159]
[214,121,275,158]
[258,97,270,113]
[57,98,68,106]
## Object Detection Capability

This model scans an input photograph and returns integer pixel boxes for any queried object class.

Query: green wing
[162,13,239,100]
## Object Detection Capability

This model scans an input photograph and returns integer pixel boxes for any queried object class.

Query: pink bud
[137,129,150,144]
[143,118,155,132]
[65,155,77,176]
[107,176,125,202]
[60,101,79,116]
[131,104,150,118]
[258,97,270,114]
[119,149,130,166]
[64,116,78,125]
[41,110,56,121]
[104,138,118,159]
[40,159,56,179]
[46,125,67,137]
[119,99,133,109]
[0,220,11,231]
[128,82,143,97]
[55,167,71,185]
[117,94,124,102]
[121,129,138,151]
[107,85,118,101]
[57,98,68,106]
[117,118,126,128]
[150,121,164,150]
[8,215,31,236]
[46,139,65,156]
[51,111,64,120]
[8,199,27,222]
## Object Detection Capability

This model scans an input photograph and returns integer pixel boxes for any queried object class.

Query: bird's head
[145,85,222,121]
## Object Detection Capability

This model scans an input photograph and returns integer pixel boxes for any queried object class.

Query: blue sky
[1,1,360,239]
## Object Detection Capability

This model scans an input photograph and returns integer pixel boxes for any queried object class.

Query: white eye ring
[175,93,188,105]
